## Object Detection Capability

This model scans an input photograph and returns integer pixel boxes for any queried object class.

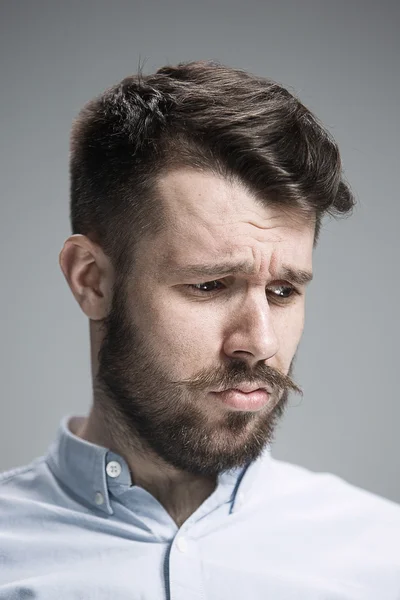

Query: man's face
[96,169,314,476]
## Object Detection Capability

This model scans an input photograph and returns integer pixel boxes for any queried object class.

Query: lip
[211,387,271,411]
[212,383,273,394]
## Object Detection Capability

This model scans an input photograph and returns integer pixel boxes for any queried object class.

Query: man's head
[60,61,354,477]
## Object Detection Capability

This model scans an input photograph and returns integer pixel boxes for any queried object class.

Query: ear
[58,234,114,320]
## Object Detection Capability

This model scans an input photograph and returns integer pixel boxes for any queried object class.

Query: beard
[94,278,302,478]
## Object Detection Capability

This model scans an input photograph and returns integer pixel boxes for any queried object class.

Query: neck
[74,404,217,528]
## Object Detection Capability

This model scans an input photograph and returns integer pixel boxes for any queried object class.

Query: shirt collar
[45,415,272,517]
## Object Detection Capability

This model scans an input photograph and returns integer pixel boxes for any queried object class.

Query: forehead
[147,168,314,276]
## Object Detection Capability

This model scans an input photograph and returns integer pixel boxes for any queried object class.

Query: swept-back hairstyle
[70,60,354,277]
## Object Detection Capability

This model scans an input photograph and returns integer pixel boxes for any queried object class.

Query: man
[1,60,399,599]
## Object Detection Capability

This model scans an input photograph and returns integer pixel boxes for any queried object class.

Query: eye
[187,280,225,294]
[267,284,299,303]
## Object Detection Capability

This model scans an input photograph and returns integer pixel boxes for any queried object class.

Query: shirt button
[95,492,104,505]
[106,460,122,478]
[176,536,188,553]
[237,492,245,504]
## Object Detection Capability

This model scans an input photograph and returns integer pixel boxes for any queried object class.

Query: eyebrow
[169,261,313,286]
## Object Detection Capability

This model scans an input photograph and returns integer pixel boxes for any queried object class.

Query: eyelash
[185,280,300,302]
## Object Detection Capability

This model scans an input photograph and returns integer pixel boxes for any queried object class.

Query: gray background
[1,1,399,503]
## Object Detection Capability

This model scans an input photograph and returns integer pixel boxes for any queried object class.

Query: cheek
[138,296,221,373]
[273,306,305,364]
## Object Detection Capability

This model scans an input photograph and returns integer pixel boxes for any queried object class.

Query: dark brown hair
[70,60,354,276]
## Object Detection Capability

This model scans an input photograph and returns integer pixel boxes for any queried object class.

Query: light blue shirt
[1,415,400,599]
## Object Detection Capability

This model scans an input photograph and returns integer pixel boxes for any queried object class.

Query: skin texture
[59,168,315,527]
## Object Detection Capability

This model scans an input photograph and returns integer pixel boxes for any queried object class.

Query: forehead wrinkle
[250,244,263,279]
[269,250,278,278]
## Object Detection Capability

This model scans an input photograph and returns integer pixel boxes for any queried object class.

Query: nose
[222,291,279,368]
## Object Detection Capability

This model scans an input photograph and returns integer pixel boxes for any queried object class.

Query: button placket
[169,531,204,600]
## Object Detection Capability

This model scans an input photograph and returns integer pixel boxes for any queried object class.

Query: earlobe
[58,235,112,320]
